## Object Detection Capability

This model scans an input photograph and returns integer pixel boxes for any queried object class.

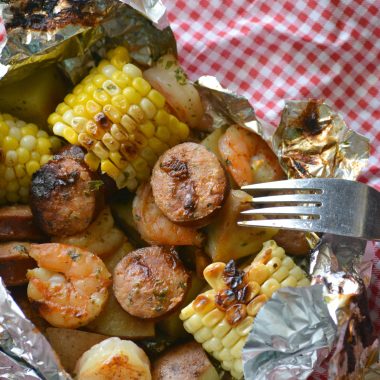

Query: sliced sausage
[0,242,35,286]
[133,182,204,246]
[113,246,190,319]
[30,157,103,237]
[0,205,46,242]
[151,142,228,227]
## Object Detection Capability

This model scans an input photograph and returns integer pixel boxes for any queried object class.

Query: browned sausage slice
[0,242,35,286]
[0,205,46,242]
[53,144,86,161]
[30,157,102,237]
[133,182,204,246]
[151,142,228,227]
[113,246,190,319]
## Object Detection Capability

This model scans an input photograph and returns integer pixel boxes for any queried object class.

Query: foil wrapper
[273,100,369,180]
[243,285,337,380]
[0,0,176,85]
[195,75,263,136]
[0,278,70,379]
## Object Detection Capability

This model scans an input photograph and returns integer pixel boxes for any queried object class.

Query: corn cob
[180,240,310,379]
[48,46,190,190]
[0,113,61,204]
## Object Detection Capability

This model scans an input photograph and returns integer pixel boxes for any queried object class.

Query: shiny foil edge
[195,75,264,136]
[272,100,370,181]
[120,0,168,29]
[0,1,176,84]
[310,235,378,379]
[0,278,71,380]
[243,285,337,380]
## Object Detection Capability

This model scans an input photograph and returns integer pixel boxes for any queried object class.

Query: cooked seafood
[113,246,190,319]
[53,207,125,257]
[151,142,228,227]
[27,243,111,328]
[143,54,204,129]
[75,337,151,380]
[133,182,204,246]
[219,125,284,186]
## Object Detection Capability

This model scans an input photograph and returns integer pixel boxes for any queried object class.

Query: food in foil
[180,240,310,379]
[0,1,375,380]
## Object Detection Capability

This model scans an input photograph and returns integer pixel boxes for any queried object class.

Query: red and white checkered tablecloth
[0,1,378,379]
[164,0,380,378]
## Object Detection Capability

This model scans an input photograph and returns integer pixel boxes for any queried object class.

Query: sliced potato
[201,127,225,162]
[205,190,278,261]
[0,66,69,128]
[152,341,219,380]
[45,328,108,375]
[103,240,134,273]
[86,291,155,339]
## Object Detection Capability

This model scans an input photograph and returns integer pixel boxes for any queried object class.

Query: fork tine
[250,194,322,204]
[237,218,319,232]
[240,206,320,216]
[241,179,325,192]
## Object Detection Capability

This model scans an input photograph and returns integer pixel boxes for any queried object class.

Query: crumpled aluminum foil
[243,235,377,380]
[272,99,369,180]
[243,285,337,380]
[0,278,71,380]
[0,0,176,85]
[195,75,263,136]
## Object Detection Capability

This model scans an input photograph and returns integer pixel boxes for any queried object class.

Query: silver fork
[238,178,380,240]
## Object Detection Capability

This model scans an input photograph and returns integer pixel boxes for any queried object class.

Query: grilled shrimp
[53,207,125,257]
[143,54,204,129]
[133,183,204,246]
[27,243,111,329]
[75,337,151,380]
[218,125,285,186]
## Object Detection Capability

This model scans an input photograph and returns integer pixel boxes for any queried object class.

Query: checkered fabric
[165,1,379,379]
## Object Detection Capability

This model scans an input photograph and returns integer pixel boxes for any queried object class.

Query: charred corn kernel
[180,240,309,380]
[49,47,189,190]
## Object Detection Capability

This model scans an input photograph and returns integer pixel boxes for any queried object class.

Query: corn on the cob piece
[0,113,60,204]
[180,240,310,379]
[48,46,190,190]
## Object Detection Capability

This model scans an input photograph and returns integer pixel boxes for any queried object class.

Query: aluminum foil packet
[0,278,70,380]
[272,99,369,180]
[0,1,375,380]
